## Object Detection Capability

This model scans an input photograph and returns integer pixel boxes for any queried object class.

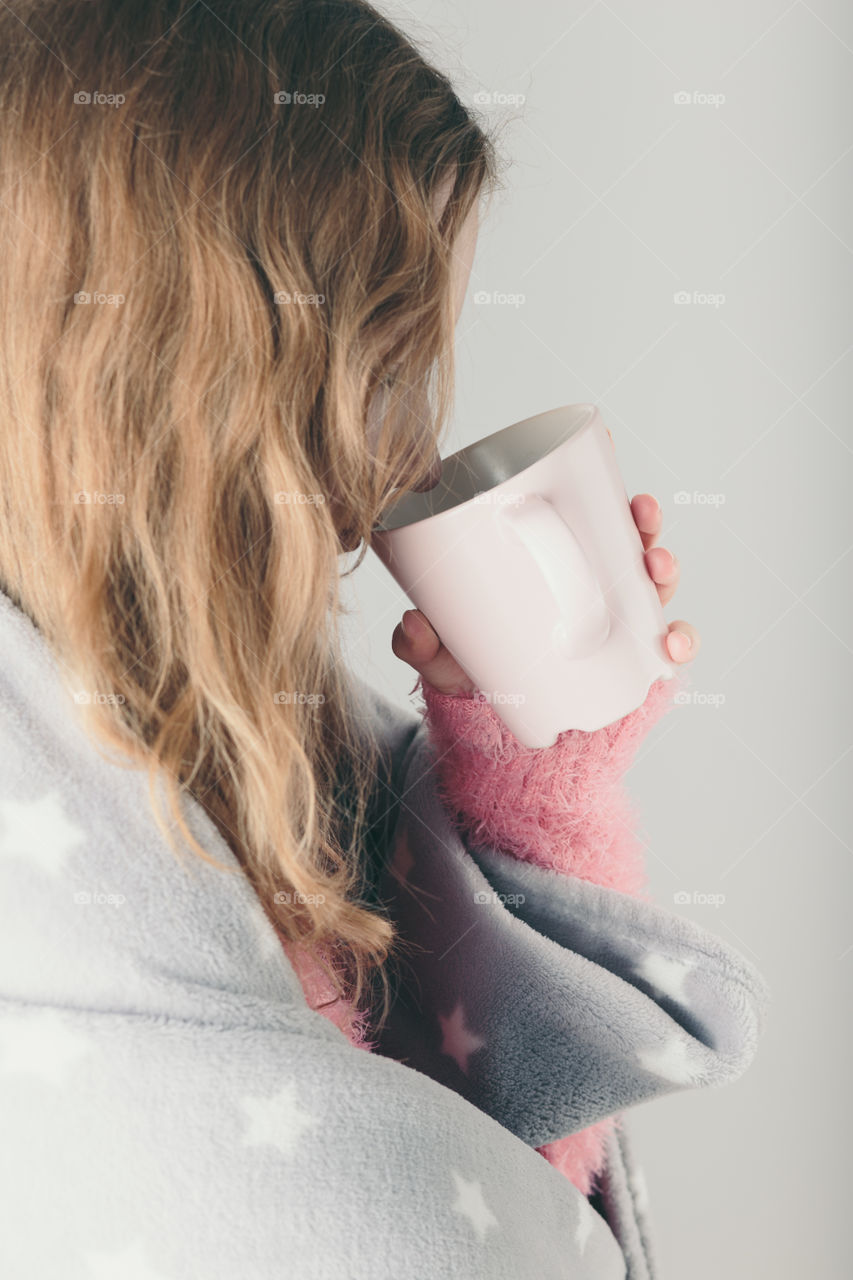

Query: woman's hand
[391,486,700,698]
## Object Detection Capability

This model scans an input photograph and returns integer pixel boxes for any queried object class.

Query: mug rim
[370,402,598,533]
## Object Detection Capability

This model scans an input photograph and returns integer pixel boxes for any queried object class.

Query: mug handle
[496,493,610,659]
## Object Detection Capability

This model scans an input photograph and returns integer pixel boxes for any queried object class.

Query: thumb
[391,609,477,697]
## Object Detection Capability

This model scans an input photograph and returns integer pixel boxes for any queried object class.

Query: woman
[0,3,768,1277]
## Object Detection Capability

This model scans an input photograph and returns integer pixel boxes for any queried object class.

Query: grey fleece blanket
[0,584,771,1279]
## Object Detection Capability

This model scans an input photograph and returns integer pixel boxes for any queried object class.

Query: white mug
[369,403,677,748]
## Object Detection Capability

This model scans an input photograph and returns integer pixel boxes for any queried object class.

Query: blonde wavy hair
[0,0,502,1029]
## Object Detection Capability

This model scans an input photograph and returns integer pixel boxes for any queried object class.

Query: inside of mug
[371,402,596,532]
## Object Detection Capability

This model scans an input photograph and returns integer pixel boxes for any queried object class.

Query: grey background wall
[338,3,852,1276]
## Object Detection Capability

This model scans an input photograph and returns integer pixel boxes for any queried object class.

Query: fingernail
[402,610,421,640]
[673,630,692,651]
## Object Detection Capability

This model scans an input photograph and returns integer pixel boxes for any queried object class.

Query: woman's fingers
[629,491,698,659]
[631,493,680,605]
[644,544,680,607]
[393,606,701,688]
[630,493,662,551]
[391,609,476,696]
[665,619,700,663]
[393,488,699,691]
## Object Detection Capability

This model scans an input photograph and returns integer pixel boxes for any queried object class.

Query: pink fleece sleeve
[415,672,683,900]
[415,670,686,1197]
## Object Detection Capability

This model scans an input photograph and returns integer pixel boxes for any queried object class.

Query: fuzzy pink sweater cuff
[415,671,684,1196]
[416,674,680,899]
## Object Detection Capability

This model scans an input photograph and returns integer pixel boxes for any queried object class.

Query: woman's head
[0,0,501,1019]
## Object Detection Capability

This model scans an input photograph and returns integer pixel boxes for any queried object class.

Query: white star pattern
[0,790,86,878]
[84,1239,175,1280]
[0,1007,92,1085]
[637,1036,697,1085]
[450,1169,499,1242]
[573,1189,596,1254]
[632,951,697,1006]
[437,1001,486,1075]
[239,1080,318,1156]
